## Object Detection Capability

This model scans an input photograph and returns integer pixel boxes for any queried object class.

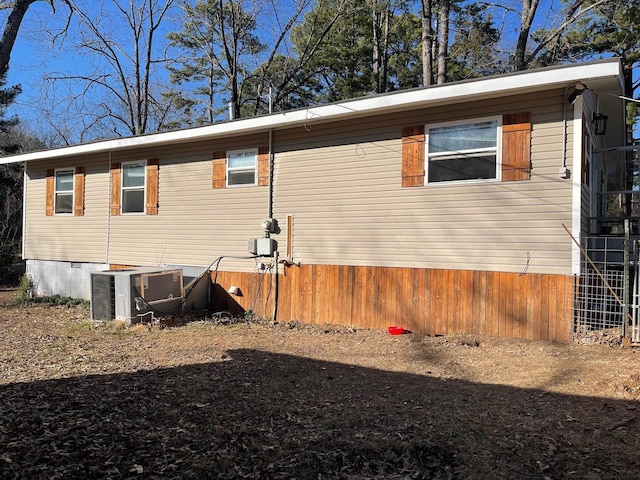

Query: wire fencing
[572,235,631,343]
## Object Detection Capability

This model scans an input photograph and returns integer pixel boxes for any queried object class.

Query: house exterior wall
[12,59,628,342]
[209,89,577,342]
[23,134,272,273]
[24,154,110,263]
[22,91,575,276]
[213,266,572,342]
[273,89,575,276]
[579,89,613,237]
[21,88,578,341]
[105,137,270,270]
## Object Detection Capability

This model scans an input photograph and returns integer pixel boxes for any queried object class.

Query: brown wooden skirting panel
[212,265,572,342]
[109,264,137,270]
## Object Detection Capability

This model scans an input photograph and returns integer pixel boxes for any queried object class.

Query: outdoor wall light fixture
[567,82,588,104]
[593,112,608,135]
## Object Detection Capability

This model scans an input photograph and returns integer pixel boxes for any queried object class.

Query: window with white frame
[121,162,146,213]
[227,149,257,186]
[426,118,500,183]
[54,169,74,214]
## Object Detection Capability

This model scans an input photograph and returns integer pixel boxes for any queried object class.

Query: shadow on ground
[1,349,638,479]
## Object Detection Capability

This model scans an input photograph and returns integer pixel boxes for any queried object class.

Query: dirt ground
[1,288,639,479]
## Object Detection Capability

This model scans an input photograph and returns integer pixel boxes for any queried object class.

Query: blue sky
[3,0,637,144]
[6,3,55,125]
[5,1,182,140]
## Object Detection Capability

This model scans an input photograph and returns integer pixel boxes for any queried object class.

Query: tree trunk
[0,0,39,79]
[436,0,449,85]
[372,0,390,93]
[514,0,540,71]
[372,4,381,93]
[381,4,389,92]
[420,0,433,86]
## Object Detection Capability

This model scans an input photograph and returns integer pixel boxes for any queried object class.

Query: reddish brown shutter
[402,126,425,187]
[257,146,270,186]
[502,112,531,181]
[45,169,54,216]
[110,162,121,216]
[212,151,226,189]
[146,159,159,215]
[73,167,85,216]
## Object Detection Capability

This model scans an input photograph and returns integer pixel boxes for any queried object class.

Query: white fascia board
[0,59,622,165]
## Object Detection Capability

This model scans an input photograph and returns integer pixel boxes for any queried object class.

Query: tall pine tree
[0,74,22,276]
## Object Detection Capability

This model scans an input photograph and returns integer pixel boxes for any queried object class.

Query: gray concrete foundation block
[26,260,109,300]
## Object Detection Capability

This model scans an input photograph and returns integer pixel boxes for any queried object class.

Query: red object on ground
[387,326,405,335]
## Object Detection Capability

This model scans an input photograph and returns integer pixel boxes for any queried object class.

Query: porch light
[593,112,608,135]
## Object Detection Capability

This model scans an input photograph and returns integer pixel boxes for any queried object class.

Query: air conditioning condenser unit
[90,267,184,322]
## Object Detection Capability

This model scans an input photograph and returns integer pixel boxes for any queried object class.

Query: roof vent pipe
[228,102,234,120]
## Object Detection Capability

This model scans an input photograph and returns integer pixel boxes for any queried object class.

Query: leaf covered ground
[1,288,640,479]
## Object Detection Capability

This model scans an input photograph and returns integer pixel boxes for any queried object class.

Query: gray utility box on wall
[90,267,184,322]
[248,237,277,256]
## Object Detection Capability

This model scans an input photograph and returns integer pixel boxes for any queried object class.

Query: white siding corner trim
[21,168,27,260]
[571,102,584,275]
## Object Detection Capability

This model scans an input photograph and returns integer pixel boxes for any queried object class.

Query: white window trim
[54,168,74,215]
[121,160,147,215]
[226,148,257,187]
[424,115,503,186]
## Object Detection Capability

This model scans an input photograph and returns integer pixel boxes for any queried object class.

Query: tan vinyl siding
[23,91,577,275]
[25,134,271,271]
[273,90,575,275]
[24,156,110,263]
[106,136,270,271]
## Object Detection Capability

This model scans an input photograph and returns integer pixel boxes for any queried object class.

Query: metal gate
[582,145,640,343]
[572,233,634,343]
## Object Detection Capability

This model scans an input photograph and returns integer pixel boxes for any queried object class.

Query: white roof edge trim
[1,59,622,164]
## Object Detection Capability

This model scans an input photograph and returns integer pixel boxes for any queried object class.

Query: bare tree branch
[0,0,73,78]
[523,0,608,67]
[47,0,176,137]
